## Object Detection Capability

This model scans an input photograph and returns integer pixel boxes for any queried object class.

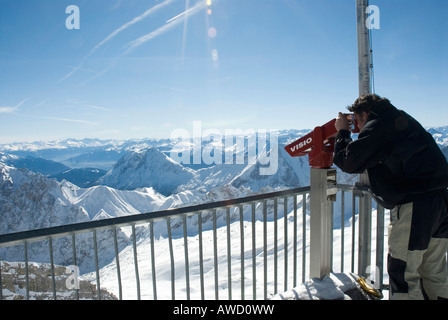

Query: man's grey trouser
[388,189,448,300]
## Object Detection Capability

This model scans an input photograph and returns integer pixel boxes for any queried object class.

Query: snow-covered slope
[0,163,130,273]
[61,182,165,221]
[0,159,242,273]
[230,146,310,192]
[0,163,90,234]
[49,168,107,188]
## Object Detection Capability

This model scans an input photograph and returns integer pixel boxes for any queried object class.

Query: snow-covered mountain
[1,126,447,224]
[0,152,70,176]
[0,162,206,273]
[229,146,310,192]
[0,163,89,234]
[98,147,196,195]
[0,161,204,233]
[49,168,107,188]
[1,125,447,231]
[0,163,117,273]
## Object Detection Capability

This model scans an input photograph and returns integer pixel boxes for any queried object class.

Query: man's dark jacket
[333,107,448,208]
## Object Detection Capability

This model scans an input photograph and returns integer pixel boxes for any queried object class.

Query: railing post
[358,189,372,278]
[309,168,337,279]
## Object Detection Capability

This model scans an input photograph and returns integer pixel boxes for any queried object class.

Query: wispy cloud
[0,99,28,114]
[58,0,176,83]
[86,104,112,112]
[123,0,206,55]
[38,116,98,125]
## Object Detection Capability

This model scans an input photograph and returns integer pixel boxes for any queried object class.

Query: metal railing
[0,185,388,300]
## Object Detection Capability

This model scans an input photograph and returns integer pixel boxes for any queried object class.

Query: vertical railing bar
[0,257,3,300]
[183,215,191,300]
[49,236,56,300]
[167,218,175,300]
[24,241,29,300]
[113,226,123,300]
[358,192,373,278]
[239,205,245,300]
[273,198,278,294]
[0,259,2,300]
[263,200,267,300]
[341,191,345,272]
[376,203,385,290]
[351,194,356,273]
[251,202,256,300]
[198,212,204,300]
[283,196,288,292]
[330,201,334,271]
[71,234,79,300]
[149,221,157,300]
[212,209,219,300]
[293,194,298,287]
[131,224,141,300]
[302,193,307,283]
[93,230,101,300]
[226,207,232,300]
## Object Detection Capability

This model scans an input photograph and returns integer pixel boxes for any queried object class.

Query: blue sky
[0,0,446,143]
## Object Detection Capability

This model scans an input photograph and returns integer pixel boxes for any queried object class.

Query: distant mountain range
[1,126,447,195]
[1,125,447,292]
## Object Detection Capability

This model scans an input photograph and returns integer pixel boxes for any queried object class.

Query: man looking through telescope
[333,93,448,300]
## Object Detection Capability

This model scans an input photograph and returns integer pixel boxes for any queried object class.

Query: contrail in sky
[0,99,29,114]
[123,0,206,55]
[58,0,176,83]
[166,3,196,23]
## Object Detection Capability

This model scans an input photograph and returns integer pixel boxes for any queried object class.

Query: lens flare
[208,27,217,38]
[211,49,218,61]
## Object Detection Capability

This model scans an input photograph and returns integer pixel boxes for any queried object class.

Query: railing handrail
[0,186,310,248]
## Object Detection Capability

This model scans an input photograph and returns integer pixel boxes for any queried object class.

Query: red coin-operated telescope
[285,114,359,168]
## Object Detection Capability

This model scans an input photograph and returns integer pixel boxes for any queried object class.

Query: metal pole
[131,224,141,300]
[356,0,371,96]
[198,212,204,300]
[358,192,372,276]
[182,215,190,300]
[309,168,336,279]
[113,227,123,300]
[226,207,232,300]
[356,0,373,278]
[239,205,245,300]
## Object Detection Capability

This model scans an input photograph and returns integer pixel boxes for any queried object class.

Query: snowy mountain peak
[98,147,196,196]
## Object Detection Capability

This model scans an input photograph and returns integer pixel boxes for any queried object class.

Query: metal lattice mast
[356,0,372,96]
[356,0,372,278]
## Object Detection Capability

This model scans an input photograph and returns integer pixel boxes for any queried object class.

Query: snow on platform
[271,273,383,300]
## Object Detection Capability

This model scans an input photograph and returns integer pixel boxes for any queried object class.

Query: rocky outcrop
[0,261,117,300]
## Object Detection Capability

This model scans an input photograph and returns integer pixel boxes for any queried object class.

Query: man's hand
[335,112,350,131]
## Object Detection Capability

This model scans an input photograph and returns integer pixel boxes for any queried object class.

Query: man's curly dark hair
[347,94,397,115]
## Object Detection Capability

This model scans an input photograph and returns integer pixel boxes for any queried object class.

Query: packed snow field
[1,127,446,299]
